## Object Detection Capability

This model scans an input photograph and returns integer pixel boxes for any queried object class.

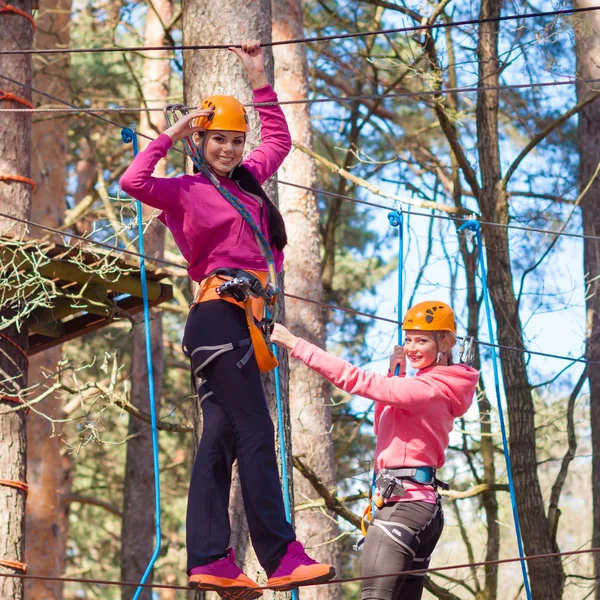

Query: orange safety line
[0,479,28,494]
[0,174,36,190]
[0,330,30,364]
[0,89,33,108]
[0,559,28,573]
[0,1,35,32]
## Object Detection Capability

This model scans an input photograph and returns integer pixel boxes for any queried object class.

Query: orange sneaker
[188,549,262,600]
[266,541,335,591]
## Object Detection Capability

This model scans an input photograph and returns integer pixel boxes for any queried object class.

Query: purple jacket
[120,85,290,281]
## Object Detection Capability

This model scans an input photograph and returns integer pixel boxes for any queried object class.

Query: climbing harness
[376,467,449,501]
[120,127,162,600]
[458,218,532,600]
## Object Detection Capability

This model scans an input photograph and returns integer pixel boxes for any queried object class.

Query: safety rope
[0,1,35,32]
[458,218,532,600]
[0,479,28,494]
[0,5,596,56]
[120,127,162,600]
[0,174,35,189]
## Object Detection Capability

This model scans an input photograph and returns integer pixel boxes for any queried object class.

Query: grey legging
[361,500,443,600]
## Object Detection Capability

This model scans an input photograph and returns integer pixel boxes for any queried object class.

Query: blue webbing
[458,219,532,600]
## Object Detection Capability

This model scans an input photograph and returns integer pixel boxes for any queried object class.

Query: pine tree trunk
[272,2,341,599]
[0,3,33,599]
[120,3,171,599]
[476,1,563,597]
[574,2,600,597]
[183,3,293,597]
[24,4,72,599]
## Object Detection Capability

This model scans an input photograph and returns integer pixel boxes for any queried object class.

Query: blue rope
[121,127,162,600]
[458,219,532,600]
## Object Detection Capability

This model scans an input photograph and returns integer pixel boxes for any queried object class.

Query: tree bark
[0,3,33,599]
[183,2,292,597]
[574,2,600,597]
[120,2,171,599]
[475,1,563,597]
[24,3,72,599]
[272,2,341,599]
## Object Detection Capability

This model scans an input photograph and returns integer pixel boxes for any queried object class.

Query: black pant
[361,500,444,600]
[183,300,296,575]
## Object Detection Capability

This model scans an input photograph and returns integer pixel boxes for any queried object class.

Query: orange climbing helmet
[192,95,250,132]
[402,301,457,333]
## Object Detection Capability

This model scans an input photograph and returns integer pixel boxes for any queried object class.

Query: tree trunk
[183,3,292,597]
[272,2,341,599]
[24,3,72,599]
[120,2,171,599]
[574,2,600,597]
[475,1,564,597]
[0,3,33,599]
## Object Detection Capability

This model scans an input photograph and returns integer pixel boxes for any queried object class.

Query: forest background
[1,0,600,599]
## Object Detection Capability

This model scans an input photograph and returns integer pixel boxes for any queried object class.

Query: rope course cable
[0,1,35,32]
[0,5,597,56]
[3,76,600,112]
[0,331,29,365]
[2,545,600,591]
[0,395,30,415]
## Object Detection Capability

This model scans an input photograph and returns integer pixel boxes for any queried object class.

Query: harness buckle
[215,277,251,302]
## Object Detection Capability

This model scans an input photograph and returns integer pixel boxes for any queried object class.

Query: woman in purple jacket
[120,40,334,599]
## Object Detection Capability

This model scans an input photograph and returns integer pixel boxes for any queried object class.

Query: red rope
[0,330,29,365]
[0,88,33,109]
[0,1,35,32]
[0,559,28,574]
[0,479,28,494]
[0,174,35,190]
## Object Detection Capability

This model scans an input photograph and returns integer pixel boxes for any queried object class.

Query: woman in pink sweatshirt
[271,300,480,600]
[120,40,333,599]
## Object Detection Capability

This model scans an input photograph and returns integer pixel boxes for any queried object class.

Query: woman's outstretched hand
[229,39,268,90]
[271,323,299,350]
[163,108,214,142]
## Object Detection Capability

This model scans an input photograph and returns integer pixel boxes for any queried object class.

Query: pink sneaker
[267,541,335,591]
[188,549,262,600]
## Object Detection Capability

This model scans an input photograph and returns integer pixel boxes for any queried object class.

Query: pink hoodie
[119,84,291,282]
[291,338,480,502]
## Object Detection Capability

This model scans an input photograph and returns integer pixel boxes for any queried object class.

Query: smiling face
[403,330,454,369]
[202,130,245,175]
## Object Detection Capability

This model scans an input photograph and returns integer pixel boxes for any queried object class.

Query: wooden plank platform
[0,238,175,355]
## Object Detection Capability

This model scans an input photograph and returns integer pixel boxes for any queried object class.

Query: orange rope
[0,559,28,573]
[0,88,33,109]
[0,174,35,190]
[0,479,28,494]
[0,1,35,32]
[0,330,30,364]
